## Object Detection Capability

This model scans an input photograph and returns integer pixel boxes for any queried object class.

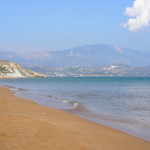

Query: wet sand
[0,86,150,150]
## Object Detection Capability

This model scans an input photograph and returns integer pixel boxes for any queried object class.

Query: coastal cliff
[0,60,48,78]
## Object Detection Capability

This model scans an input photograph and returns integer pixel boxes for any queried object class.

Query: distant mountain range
[1,44,150,67]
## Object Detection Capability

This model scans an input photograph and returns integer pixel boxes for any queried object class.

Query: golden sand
[0,86,150,150]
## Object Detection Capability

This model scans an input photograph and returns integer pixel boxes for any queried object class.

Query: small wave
[46,95,54,98]
[60,99,88,112]
[17,88,28,91]
[73,102,88,111]
[3,85,16,89]
[3,85,28,91]
[45,94,88,112]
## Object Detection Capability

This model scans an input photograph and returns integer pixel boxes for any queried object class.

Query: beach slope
[0,86,150,150]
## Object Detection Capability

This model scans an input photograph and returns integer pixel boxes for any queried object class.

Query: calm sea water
[0,77,150,141]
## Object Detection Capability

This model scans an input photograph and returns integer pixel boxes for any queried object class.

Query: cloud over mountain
[123,0,150,32]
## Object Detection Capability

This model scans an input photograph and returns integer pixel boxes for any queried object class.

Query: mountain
[1,44,150,66]
[0,60,48,78]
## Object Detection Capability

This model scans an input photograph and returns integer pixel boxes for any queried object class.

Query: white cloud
[122,0,150,32]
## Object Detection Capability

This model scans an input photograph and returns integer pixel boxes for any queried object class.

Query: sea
[0,77,150,141]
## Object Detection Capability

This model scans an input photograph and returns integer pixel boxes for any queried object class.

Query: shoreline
[0,86,150,150]
[10,84,150,141]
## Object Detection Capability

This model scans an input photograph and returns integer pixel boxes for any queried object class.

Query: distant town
[27,64,150,77]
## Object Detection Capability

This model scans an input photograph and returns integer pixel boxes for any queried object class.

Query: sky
[0,0,150,54]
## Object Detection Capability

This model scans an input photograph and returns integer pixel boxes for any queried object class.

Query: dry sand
[0,86,150,150]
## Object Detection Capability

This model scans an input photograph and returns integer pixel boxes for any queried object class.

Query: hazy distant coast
[27,65,150,77]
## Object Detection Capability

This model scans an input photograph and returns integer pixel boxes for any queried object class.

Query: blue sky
[0,0,150,53]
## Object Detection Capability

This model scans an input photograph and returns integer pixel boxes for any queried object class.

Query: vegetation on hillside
[0,66,10,73]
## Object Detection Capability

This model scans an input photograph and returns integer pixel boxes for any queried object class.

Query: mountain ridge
[1,44,150,67]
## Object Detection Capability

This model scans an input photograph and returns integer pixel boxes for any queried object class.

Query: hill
[0,60,48,78]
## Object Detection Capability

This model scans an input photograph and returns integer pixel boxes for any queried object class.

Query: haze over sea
[1,77,150,141]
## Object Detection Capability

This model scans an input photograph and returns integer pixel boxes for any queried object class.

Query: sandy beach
[0,86,150,150]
